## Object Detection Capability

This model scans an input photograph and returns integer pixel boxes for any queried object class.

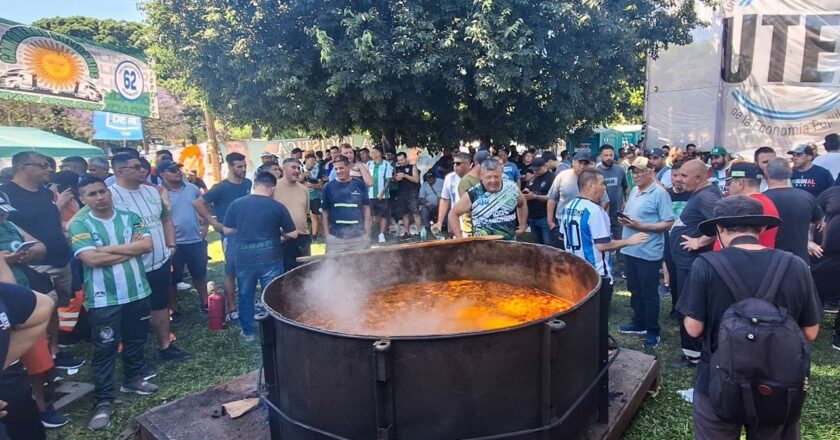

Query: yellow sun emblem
[21,38,85,91]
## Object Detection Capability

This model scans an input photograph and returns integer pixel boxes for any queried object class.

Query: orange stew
[296,280,574,336]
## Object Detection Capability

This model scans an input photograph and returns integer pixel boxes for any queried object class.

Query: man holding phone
[523,158,555,244]
[616,157,675,349]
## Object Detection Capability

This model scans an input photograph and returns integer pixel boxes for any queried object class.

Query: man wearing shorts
[109,154,190,363]
[158,160,209,314]
[393,152,421,238]
[302,154,324,238]
[194,153,252,320]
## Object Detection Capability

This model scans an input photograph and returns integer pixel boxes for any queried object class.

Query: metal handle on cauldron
[373,340,395,440]
[541,319,566,426]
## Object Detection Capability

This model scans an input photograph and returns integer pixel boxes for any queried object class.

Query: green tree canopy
[145,0,698,150]
[32,16,147,51]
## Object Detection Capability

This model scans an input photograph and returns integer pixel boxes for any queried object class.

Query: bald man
[668,159,722,368]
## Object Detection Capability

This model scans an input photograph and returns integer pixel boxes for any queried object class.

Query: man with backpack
[676,196,821,439]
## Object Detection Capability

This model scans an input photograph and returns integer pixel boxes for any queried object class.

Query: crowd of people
[0,132,838,439]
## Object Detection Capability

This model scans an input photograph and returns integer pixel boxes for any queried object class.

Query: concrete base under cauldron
[134,348,659,440]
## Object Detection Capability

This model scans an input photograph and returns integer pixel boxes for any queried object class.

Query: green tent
[0,126,104,158]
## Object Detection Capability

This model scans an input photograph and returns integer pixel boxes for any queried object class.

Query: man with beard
[523,158,556,244]
[753,146,777,192]
[646,147,672,188]
[685,143,698,159]
[670,159,722,367]
[194,153,252,320]
[707,147,731,194]
[273,159,311,271]
[664,160,692,311]
[448,159,527,240]
[787,145,834,198]
[596,145,628,241]
[432,152,473,236]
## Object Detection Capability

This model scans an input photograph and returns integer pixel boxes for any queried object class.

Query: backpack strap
[754,251,793,305]
[699,252,752,302]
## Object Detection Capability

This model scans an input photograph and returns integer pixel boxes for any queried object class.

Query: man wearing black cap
[676,196,820,439]
[719,162,779,248]
[260,151,278,165]
[523,158,555,244]
[646,147,672,188]
[788,145,834,198]
[547,151,609,237]
[814,133,840,178]
[291,148,304,162]
[541,151,561,173]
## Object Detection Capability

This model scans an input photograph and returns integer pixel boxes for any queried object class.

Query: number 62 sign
[114,60,144,101]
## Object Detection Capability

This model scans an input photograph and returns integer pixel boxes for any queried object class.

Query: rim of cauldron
[260,239,602,341]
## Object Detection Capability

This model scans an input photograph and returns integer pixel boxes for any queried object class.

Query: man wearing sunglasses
[0,152,83,371]
[788,145,834,198]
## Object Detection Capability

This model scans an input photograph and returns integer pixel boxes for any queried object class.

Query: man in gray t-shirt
[547,151,609,230]
[596,145,628,220]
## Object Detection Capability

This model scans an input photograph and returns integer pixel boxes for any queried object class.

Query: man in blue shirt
[322,156,371,254]
[223,172,297,340]
[497,146,521,183]
[616,157,675,349]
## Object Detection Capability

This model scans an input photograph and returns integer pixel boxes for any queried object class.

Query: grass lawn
[48,234,840,439]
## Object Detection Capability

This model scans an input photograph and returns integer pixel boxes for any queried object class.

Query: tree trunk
[381,127,397,153]
[204,107,222,183]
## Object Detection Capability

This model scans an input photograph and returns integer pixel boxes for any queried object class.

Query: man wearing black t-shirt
[393,152,422,238]
[787,145,834,198]
[763,158,823,263]
[664,161,692,311]
[676,196,820,439]
[523,159,555,244]
[669,159,722,367]
[0,152,83,370]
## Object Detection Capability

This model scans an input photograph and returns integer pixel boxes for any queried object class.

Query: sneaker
[824,303,839,314]
[40,404,68,428]
[240,331,256,342]
[378,233,386,244]
[833,335,840,351]
[617,324,647,335]
[176,282,192,291]
[409,224,418,235]
[644,334,661,349]
[158,344,192,363]
[227,310,239,322]
[54,352,85,370]
[88,401,114,431]
[255,303,267,316]
[120,378,159,395]
[658,284,671,298]
[670,356,699,369]
[139,364,157,381]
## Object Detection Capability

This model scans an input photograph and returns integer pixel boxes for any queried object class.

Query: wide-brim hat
[698,196,781,236]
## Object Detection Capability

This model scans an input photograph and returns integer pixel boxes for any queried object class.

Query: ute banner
[0,20,158,118]
[646,0,840,152]
[720,0,840,151]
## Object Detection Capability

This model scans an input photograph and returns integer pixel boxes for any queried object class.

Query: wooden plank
[585,348,660,440]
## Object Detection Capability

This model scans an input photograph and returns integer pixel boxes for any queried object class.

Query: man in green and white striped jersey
[69,176,158,431]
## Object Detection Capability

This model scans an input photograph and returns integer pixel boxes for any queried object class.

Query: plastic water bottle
[420,227,428,241]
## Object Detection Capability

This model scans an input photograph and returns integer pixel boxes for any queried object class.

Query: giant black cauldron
[259,238,606,439]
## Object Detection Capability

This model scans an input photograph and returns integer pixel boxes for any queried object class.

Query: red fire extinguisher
[207,281,226,331]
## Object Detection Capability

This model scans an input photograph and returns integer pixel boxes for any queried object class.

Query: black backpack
[699,250,810,426]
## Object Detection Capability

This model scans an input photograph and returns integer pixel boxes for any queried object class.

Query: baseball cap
[260,151,277,158]
[725,162,762,180]
[291,147,303,155]
[572,151,594,162]
[0,193,16,213]
[709,146,728,157]
[473,150,491,164]
[629,157,651,170]
[787,145,814,156]
[541,151,557,162]
[528,158,547,170]
[698,196,781,236]
[156,160,183,174]
[644,148,664,158]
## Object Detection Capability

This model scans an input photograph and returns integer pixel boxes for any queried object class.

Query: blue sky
[0,0,144,24]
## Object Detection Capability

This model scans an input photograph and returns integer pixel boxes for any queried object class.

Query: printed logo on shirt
[791,178,816,189]
[351,190,361,196]
[604,177,619,187]
[0,312,10,330]
[71,232,92,244]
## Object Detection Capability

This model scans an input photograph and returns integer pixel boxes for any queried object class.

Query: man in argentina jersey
[109,154,190,363]
[557,170,649,311]
[448,158,527,240]
[70,176,158,431]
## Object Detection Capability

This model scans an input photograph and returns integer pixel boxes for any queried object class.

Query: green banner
[0,20,157,118]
